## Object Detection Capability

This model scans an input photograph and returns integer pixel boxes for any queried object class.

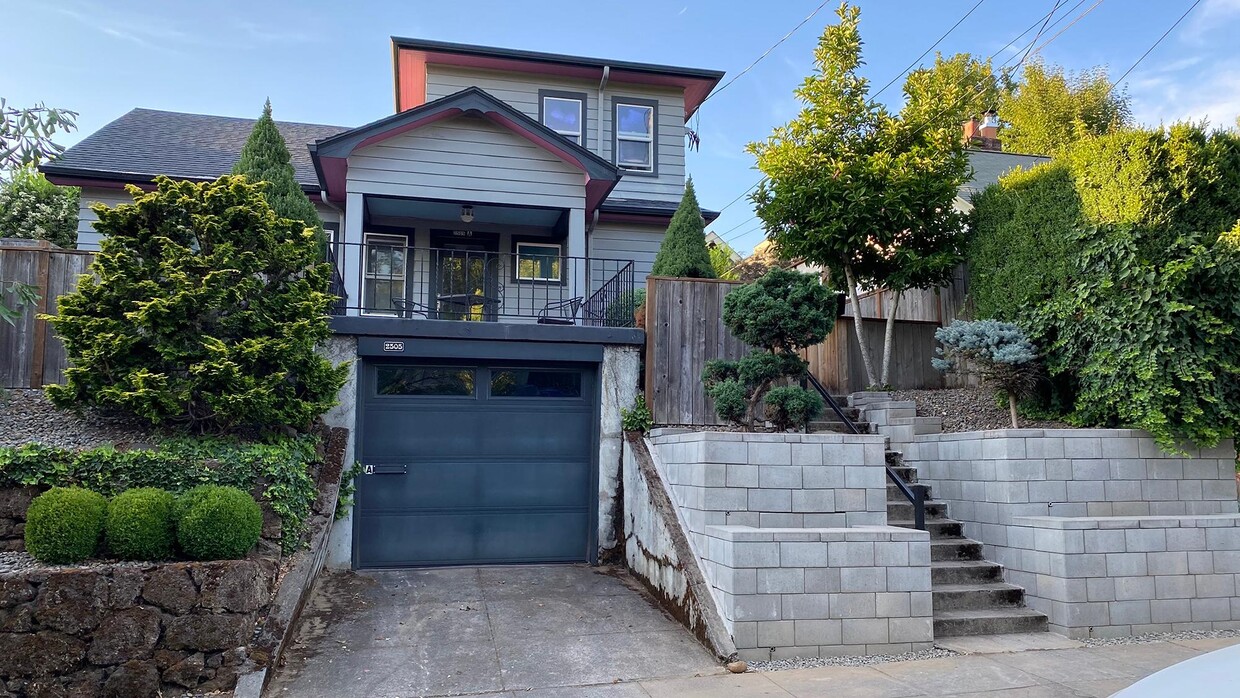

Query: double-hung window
[614,100,656,173]
[515,242,562,282]
[362,233,407,316]
[540,91,585,145]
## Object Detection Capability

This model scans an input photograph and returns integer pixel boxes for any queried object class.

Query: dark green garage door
[355,360,596,568]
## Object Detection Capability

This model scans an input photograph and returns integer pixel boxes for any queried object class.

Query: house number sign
[383,341,404,352]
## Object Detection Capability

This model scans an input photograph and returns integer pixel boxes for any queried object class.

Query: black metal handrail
[803,373,927,531]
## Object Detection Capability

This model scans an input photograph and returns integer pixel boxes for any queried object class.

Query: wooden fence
[644,276,945,426]
[0,240,93,388]
[842,264,972,325]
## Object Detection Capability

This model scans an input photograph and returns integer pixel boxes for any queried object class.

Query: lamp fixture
[459,205,474,223]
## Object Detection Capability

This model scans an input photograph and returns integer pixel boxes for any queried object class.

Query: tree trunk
[843,265,879,389]
[1008,392,1019,429]
[880,291,902,388]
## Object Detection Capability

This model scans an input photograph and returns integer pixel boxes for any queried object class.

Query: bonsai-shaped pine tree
[232,99,325,253]
[702,268,834,430]
[46,176,348,433]
[650,178,716,278]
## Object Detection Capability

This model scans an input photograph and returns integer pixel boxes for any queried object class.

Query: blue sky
[6,0,1237,254]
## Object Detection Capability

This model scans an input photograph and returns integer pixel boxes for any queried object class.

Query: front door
[430,230,500,321]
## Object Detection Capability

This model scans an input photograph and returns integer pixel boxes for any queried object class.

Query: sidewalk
[558,634,1240,698]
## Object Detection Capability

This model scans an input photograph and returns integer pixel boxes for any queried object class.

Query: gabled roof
[392,37,725,120]
[41,108,347,191]
[311,86,622,210]
[599,197,719,223]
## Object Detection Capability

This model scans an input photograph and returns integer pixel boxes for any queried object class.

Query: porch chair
[392,297,435,319]
[537,297,583,325]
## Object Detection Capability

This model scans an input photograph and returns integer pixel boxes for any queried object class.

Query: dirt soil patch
[891,388,1075,433]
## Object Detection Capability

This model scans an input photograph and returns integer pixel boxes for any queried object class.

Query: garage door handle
[363,464,408,475]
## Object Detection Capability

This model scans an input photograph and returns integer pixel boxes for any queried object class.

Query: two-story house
[42,38,725,571]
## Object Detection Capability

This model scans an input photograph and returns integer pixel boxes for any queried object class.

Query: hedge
[105,487,176,560]
[176,486,263,560]
[0,436,317,554]
[25,487,108,564]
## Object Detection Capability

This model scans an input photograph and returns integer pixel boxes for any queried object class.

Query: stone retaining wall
[999,514,1240,638]
[703,525,933,661]
[0,559,277,697]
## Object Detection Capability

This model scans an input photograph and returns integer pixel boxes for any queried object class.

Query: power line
[1015,0,1066,72]
[1025,0,1103,60]
[714,178,765,217]
[872,0,989,101]
[1110,0,1203,91]
[700,0,835,106]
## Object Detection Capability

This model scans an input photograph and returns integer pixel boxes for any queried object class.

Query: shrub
[764,385,823,431]
[604,289,645,328]
[25,487,107,563]
[650,179,716,279]
[0,435,317,555]
[177,486,263,560]
[620,394,654,433]
[0,166,79,249]
[702,269,833,428]
[44,175,348,433]
[105,487,175,560]
[933,319,1041,429]
[172,484,224,523]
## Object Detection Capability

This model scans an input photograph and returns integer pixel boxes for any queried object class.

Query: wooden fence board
[646,276,945,426]
[0,240,95,388]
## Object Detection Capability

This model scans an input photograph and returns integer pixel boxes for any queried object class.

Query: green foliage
[747,4,969,387]
[621,394,654,434]
[334,462,363,521]
[1,99,78,170]
[763,386,823,431]
[0,435,317,555]
[0,280,39,327]
[902,52,1005,135]
[651,179,715,279]
[232,100,326,253]
[177,486,263,560]
[605,288,645,327]
[999,63,1131,156]
[969,124,1240,447]
[45,175,348,433]
[703,269,832,428]
[105,487,175,560]
[0,166,79,248]
[708,240,740,280]
[25,487,107,564]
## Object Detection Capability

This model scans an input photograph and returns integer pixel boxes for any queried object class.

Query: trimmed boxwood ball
[172,484,224,523]
[177,486,263,560]
[105,487,176,560]
[25,486,108,564]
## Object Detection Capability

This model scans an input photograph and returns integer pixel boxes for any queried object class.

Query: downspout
[588,65,611,251]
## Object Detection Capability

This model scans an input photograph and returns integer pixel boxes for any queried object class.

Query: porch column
[343,191,365,317]
[568,206,586,301]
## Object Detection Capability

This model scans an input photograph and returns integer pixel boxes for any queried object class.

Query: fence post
[29,241,52,389]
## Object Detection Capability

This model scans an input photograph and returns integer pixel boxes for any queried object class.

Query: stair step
[886,465,916,483]
[887,519,963,539]
[886,483,933,502]
[885,451,905,467]
[933,608,1049,638]
[932,583,1026,611]
[931,539,983,561]
[807,421,872,434]
[887,500,947,520]
[932,560,1004,585]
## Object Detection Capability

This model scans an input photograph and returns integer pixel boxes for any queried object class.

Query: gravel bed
[749,646,958,671]
[0,551,156,575]
[1081,628,1240,647]
[890,388,1074,433]
[0,388,154,450]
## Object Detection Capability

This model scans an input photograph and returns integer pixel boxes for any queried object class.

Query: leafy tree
[46,175,348,433]
[902,52,1005,135]
[232,99,325,253]
[651,179,715,278]
[933,320,1040,428]
[701,269,833,429]
[748,3,969,388]
[999,63,1131,155]
[708,238,741,280]
[0,165,79,248]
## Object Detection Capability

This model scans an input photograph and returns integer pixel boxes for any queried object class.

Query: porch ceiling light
[460,205,475,223]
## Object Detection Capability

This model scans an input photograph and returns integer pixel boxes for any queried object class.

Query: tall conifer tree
[233,100,325,251]
[651,178,716,279]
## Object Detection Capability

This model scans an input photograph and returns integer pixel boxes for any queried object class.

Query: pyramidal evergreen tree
[651,178,717,278]
[233,99,325,252]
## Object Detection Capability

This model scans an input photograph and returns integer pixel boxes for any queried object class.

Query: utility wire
[872,0,989,100]
[1016,0,1066,72]
[1110,0,1203,91]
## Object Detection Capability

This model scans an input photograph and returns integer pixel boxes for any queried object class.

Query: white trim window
[615,102,654,172]
[515,242,562,282]
[362,233,407,316]
[542,96,583,145]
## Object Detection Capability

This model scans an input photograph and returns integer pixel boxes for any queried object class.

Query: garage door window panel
[376,366,476,397]
[490,368,583,398]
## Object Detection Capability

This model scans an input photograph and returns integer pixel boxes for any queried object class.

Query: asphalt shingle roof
[44,108,348,190]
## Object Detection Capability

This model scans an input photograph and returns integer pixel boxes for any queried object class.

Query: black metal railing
[326,240,636,326]
[804,373,927,530]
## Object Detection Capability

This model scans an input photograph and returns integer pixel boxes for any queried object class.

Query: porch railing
[327,240,637,327]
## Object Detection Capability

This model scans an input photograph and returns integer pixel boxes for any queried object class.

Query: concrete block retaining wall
[1000,515,1240,638]
[704,525,933,661]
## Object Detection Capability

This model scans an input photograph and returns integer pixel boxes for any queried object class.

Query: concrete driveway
[265,564,721,697]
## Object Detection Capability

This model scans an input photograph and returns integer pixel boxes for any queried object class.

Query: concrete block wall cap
[705,525,771,541]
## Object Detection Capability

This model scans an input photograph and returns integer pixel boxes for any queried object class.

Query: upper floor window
[614,99,656,174]
[540,91,585,145]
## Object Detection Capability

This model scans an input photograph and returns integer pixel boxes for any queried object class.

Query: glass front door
[430,230,500,321]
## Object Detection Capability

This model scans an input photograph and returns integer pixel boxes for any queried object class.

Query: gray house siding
[590,222,666,285]
[425,66,686,204]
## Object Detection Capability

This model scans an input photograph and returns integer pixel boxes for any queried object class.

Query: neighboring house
[42,37,725,570]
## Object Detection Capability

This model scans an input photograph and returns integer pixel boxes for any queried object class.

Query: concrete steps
[886,452,1048,639]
